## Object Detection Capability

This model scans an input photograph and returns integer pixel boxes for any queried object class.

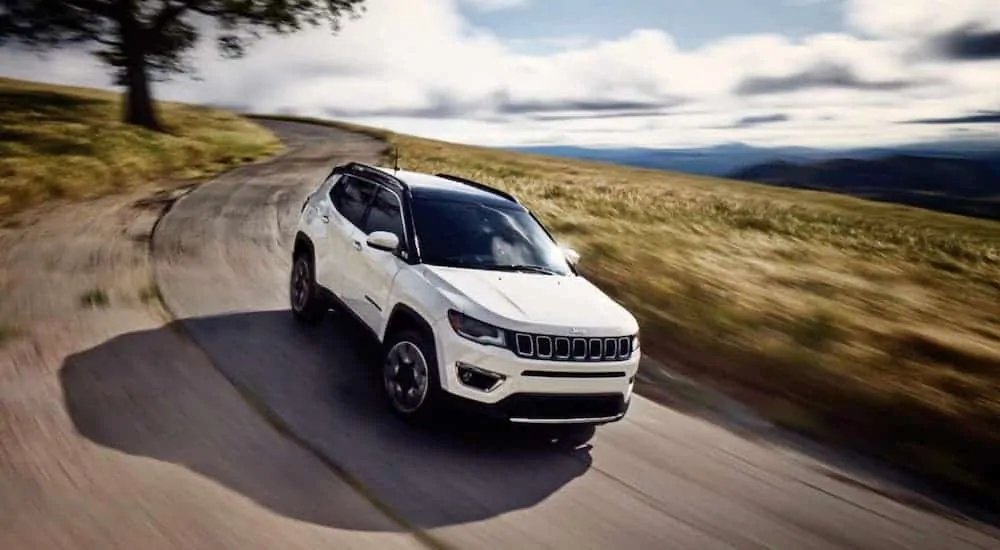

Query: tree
[0,0,367,131]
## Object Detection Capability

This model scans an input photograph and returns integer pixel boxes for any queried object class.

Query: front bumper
[446,391,631,424]
[433,318,640,424]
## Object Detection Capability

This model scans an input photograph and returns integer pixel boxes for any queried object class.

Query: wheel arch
[383,304,435,347]
[293,231,315,262]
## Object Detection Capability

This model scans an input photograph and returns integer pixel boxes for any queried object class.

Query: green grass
[264,115,1000,504]
[0,77,283,215]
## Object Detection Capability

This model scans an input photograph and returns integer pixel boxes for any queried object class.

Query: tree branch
[151,0,211,33]
[63,0,116,18]
[93,34,119,46]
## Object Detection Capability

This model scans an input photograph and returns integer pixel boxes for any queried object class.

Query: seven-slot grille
[510,332,633,362]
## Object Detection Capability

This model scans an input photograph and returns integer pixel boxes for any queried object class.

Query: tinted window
[330,176,376,227]
[411,198,571,275]
[364,188,404,240]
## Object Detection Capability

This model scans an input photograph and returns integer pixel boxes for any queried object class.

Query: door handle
[353,240,362,251]
[320,215,330,224]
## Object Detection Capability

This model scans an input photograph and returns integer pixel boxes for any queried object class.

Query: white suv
[290,162,640,427]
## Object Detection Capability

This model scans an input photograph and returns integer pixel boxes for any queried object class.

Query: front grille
[510,332,633,362]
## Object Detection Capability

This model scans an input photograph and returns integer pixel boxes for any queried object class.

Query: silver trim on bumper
[508,413,625,424]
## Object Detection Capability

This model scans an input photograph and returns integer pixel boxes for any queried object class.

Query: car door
[307,173,346,293]
[326,174,377,314]
[353,186,407,334]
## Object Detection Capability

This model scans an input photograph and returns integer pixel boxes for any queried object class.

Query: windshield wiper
[477,264,559,275]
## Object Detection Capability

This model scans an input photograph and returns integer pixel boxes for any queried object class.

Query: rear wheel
[383,329,441,422]
[290,253,324,324]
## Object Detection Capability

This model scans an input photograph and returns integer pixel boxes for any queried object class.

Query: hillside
[731,154,1000,221]
[0,77,282,216]
[3,78,998,504]
[260,115,1000,504]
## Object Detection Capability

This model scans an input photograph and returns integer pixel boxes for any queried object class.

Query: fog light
[456,362,505,393]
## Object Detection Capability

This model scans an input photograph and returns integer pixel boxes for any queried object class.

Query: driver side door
[354,187,407,334]
[326,175,377,316]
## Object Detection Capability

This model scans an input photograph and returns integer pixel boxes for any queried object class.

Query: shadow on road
[59,308,592,532]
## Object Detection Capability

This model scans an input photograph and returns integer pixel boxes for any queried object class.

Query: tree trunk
[119,11,164,132]
[124,55,163,132]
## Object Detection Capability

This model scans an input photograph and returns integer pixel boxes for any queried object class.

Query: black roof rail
[334,161,408,191]
[434,173,519,204]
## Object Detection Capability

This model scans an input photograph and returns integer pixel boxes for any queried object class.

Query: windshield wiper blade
[478,264,558,275]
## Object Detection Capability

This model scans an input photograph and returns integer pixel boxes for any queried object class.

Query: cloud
[845,0,1000,38]
[933,25,1000,60]
[495,96,684,116]
[734,62,925,95]
[317,89,685,120]
[731,114,791,127]
[1,0,998,148]
[905,110,1000,124]
[458,0,528,12]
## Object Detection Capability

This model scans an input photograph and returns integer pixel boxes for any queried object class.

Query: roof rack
[434,173,519,204]
[334,161,408,191]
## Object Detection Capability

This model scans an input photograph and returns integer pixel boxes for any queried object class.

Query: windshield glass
[411,197,572,275]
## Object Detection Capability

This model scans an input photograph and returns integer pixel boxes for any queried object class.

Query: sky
[1,0,999,148]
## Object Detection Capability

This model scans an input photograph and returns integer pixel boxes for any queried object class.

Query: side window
[323,174,344,198]
[330,175,376,228]
[364,188,404,241]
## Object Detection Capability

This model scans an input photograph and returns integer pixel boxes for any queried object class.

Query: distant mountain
[507,139,1000,178]
[730,154,1000,221]
[507,139,1000,220]
[509,143,827,176]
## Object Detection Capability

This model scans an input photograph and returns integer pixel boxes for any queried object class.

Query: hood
[421,265,638,336]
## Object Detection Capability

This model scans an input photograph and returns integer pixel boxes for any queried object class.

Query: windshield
[411,197,573,275]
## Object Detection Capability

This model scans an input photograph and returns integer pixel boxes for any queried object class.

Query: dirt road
[2,118,998,549]
[0,126,421,550]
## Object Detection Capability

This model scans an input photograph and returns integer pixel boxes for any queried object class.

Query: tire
[289,252,325,324]
[382,329,441,423]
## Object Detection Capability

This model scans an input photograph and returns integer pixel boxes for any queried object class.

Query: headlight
[632,333,640,353]
[447,310,506,347]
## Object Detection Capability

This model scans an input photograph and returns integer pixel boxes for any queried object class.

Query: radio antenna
[393,146,400,175]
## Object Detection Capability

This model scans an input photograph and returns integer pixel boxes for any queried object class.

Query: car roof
[370,166,521,208]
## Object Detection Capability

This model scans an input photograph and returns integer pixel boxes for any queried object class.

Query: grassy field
[258,115,1000,505]
[0,77,282,216]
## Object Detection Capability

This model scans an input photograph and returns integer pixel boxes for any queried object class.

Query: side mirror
[366,231,400,253]
[561,246,581,265]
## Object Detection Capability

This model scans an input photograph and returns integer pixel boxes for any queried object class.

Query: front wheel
[382,329,441,422]
[289,254,325,324]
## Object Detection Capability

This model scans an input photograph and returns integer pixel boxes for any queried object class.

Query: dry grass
[0,323,17,346]
[266,115,1000,504]
[0,77,282,215]
[79,287,110,309]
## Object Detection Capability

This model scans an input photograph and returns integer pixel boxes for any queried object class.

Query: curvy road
[2,119,998,549]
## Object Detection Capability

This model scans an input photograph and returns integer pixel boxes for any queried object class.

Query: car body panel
[420,265,638,336]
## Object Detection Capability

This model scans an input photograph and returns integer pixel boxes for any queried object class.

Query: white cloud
[845,0,1000,38]
[458,0,529,12]
[1,0,997,148]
